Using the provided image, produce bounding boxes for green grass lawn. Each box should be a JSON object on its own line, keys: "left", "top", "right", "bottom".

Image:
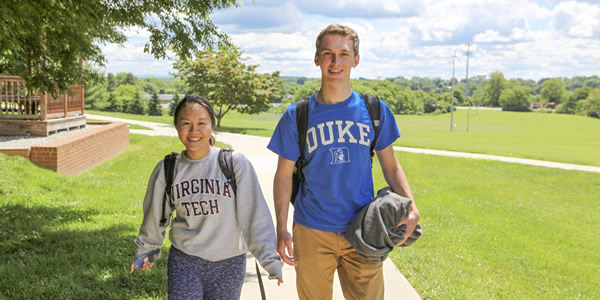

{"left": 380, "top": 153, "right": 600, "bottom": 299}
{"left": 87, "top": 109, "right": 600, "bottom": 166}
{"left": 395, "top": 110, "right": 600, "bottom": 167}
{"left": 1, "top": 134, "right": 598, "bottom": 299}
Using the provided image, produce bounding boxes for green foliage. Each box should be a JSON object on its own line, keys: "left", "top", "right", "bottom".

{"left": 105, "top": 93, "right": 122, "bottom": 112}
{"left": 84, "top": 73, "right": 110, "bottom": 110}
{"left": 499, "top": 85, "right": 533, "bottom": 112}
{"left": 584, "top": 76, "right": 600, "bottom": 89}
{"left": 127, "top": 94, "right": 146, "bottom": 115}
{"left": 116, "top": 73, "right": 137, "bottom": 86}
{"left": 288, "top": 79, "right": 321, "bottom": 103}
{"left": 113, "top": 84, "right": 139, "bottom": 113}
{"left": 540, "top": 78, "right": 567, "bottom": 104}
{"left": 483, "top": 71, "right": 507, "bottom": 107}
{"left": 147, "top": 93, "right": 163, "bottom": 116}
{"left": 169, "top": 92, "right": 180, "bottom": 116}
{"left": 581, "top": 89, "right": 600, "bottom": 118}
{"left": 174, "top": 46, "right": 281, "bottom": 127}
{"left": 106, "top": 73, "right": 117, "bottom": 92}
{"left": 0, "top": 0, "right": 240, "bottom": 95}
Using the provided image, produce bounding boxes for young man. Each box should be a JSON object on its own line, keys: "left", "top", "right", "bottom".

{"left": 268, "top": 24, "right": 420, "bottom": 300}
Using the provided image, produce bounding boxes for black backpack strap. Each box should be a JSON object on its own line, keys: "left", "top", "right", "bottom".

{"left": 291, "top": 97, "right": 309, "bottom": 205}
{"left": 218, "top": 148, "right": 237, "bottom": 194}
{"left": 361, "top": 94, "right": 381, "bottom": 163}
{"left": 160, "top": 152, "right": 178, "bottom": 227}
{"left": 296, "top": 97, "right": 309, "bottom": 171}
{"left": 219, "top": 148, "right": 266, "bottom": 299}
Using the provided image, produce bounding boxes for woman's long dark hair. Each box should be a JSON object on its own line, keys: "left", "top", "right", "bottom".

{"left": 173, "top": 95, "right": 216, "bottom": 146}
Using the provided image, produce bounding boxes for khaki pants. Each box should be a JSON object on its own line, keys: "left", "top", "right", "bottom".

{"left": 293, "top": 222, "right": 384, "bottom": 300}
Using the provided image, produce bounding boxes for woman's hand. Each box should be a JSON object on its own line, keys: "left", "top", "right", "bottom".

{"left": 130, "top": 260, "right": 154, "bottom": 273}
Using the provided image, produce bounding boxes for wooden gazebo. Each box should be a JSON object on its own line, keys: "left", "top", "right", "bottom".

{"left": 0, "top": 76, "right": 86, "bottom": 136}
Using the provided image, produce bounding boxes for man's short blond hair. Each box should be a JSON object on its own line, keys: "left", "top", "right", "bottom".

{"left": 315, "top": 24, "right": 360, "bottom": 57}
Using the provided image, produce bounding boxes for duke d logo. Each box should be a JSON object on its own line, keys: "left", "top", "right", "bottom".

{"left": 330, "top": 147, "right": 350, "bottom": 165}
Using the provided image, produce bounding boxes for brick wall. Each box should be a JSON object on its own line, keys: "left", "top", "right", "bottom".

{"left": 0, "top": 149, "right": 30, "bottom": 159}
{"left": 30, "top": 122, "right": 129, "bottom": 176}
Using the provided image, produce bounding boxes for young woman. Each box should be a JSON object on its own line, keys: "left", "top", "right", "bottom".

{"left": 130, "top": 95, "right": 282, "bottom": 299}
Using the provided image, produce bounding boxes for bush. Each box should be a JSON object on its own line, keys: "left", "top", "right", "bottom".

{"left": 500, "top": 86, "right": 532, "bottom": 112}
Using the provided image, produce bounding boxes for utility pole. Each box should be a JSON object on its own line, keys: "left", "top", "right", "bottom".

{"left": 465, "top": 43, "right": 471, "bottom": 132}
{"left": 450, "top": 49, "right": 458, "bottom": 132}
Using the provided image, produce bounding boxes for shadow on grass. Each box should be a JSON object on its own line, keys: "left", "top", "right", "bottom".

{"left": 0, "top": 204, "right": 168, "bottom": 299}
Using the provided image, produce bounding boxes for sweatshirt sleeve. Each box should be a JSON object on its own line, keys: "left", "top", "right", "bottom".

{"left": 233, "top": 152, "right": 283, "bottom": 278}
{"left": 133, "top": 160, "right": 171, "bottom": 258}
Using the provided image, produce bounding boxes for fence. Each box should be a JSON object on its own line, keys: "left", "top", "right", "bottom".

{"left": 0, "top": 76, "right": 84, "bottom": 120}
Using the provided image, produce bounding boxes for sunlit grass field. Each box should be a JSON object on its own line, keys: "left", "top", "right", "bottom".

{"left": 88, "top": 109, "right": 600, "bottom": 166}
{"left": 395, "top": 109, "right": 600, "bottom": 167}
{"left": 12, "top": 109, "right": 592, "bottom": 298}
{"left": 1, "top": 134, "right": 598, "bottom": 299}
{"left": 378, "top": 153, "right": 600, "bottom": 299}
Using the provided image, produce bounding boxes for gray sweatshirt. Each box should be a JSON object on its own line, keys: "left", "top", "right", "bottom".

{"left": 134, "top": 147, "right": 282, "bottom": 278}
{"left": 344, "top": 187, "right": 423, "bottom": 263}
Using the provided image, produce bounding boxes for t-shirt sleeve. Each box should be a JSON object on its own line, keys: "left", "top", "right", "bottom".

{"left": 374, "top": 99, "right": 401, "bottom": 151}
{"left": 267, "top": 105, "right": 301, "bottom": 162}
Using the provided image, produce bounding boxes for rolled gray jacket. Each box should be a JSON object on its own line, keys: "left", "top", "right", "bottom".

{"left": 344, "top": 187, "right": 423, "bottom": 263}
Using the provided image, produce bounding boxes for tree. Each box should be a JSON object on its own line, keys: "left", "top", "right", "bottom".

{"left": 84, "top": 82, "right": 109, "bottom": 110}
{"left": 116, "top": 73, "right": 137, "bottom": 86}
{"left": 169, "top": 92, "right": 180, "bottom": 116}
{"left": 106, "top": 73, "right": 117, "bottom": 92}
{"left": 113, "top": 84, "right": 140, "bottom": 113}
{"left": 540, "top": 78, "right": 567, "bottom": 104}
{"left": 499, "top": 86, "right": 532, "bottom": 112}
{"left": 584, "top": 77, "right": 600, "bottom": 89}
{"left": 483, "top": 71, "right": 507, "bottom": 107}
{"left": 105, "top": 93, "right": 122, "bottom": 112}
{"left": 557, "top": 86, "right": 590, "bottom": 114}
{"left": 127, "top": 92, "right": 146, "bottom": 115}
{"left": 582, "top": 89, "right": 600, "bottom": 118}
{"left": 147, "top": 92, "right": 163, "bottom": 116}
{"left": 174, "top": 46, "right": 281, "bottom": 127}
{"left": 1, "top": 0, "right": 239, "bottom": 95}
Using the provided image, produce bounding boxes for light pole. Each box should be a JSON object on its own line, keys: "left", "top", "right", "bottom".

{"left": 450, "top": 49, "right": 458, "bottom": 132}
{"left": 465, "top": 43, "right": 471, "bottom": 132}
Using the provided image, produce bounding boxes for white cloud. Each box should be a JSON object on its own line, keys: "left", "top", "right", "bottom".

{"left": 474, "top": 30, "right": 512, "bottom": 43}
{"left": 295, "top": 0, "right": 426, "bottom": 18}
{"left": 98, "top": 0, "right": 600, "bottom": 81}
{"left": 551, "top": 1, "right": 600, "bottom": 38}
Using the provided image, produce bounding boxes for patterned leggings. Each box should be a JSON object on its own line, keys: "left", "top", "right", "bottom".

{"left": 167, "top": 246, "right": 246, "bottom": 300}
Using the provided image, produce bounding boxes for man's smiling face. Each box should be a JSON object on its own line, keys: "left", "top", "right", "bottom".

{"left": 314, "top": 34, "right": 360, "bottom": 84}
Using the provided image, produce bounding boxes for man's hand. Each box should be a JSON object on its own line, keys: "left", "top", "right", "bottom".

{"left": 396, "top": 210, "right": 420, "bottom": 246}
{"left": 277, "top": 231, "right": 297, "bottom": 266}
{"left": 269, "top": 276, "right": 284, "bottom": 286}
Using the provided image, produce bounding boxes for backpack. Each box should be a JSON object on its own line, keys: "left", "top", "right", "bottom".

{"left": 291, "top": 94, "right": 381, "bottom": 205}
{"left": 159, "top": 148, "right": 267, "bottom": 299}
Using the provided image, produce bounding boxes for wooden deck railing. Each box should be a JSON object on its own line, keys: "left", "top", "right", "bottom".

{"left": 0, "top": 76, "right": 84, "bottom": 121}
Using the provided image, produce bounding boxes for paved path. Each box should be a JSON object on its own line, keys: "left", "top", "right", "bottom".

{"left": 87, "top": 113, "right": 599, "bottom": 300}
{"left": 88, "top": 114, "right": 422, "bottom": 299}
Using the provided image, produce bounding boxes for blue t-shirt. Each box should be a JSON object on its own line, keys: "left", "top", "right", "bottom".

{"left": 267, "top": 91, "right": 401, "bottom": 232}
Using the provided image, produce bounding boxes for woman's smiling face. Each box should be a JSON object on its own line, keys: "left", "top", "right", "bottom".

{"left": 176, "top": 103, "right": 214, "bottom": 160}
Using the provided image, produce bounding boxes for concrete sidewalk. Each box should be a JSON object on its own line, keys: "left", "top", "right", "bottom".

{"left": 87, "top": 114, "right": 422, "bottom": 299}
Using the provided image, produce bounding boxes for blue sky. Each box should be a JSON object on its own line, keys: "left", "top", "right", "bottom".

{"left": 100, "top": 0, "right": 600, "bottom": 81}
